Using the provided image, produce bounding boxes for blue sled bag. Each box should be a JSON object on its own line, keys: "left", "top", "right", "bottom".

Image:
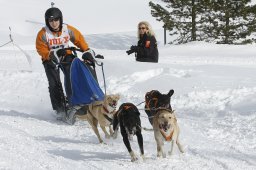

{"left": 70, "top": 58, "right": 104, "bottom": 106}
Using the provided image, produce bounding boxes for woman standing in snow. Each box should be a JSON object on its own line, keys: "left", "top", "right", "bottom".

{"left": 36, "top": 7, "right": 92, "bottom": 123}
{"left": 127, "top": 21, "right": 158, "bottom": 63}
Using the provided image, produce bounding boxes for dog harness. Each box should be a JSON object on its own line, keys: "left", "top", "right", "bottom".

{"left": 123, "top": 105, "right": 132, "bottom": 110}
{"left": 102, "top": 105, "right": 114, "bottom": 124}
{"left": 88, "top": 104, "right": 114, "bottom": 124}
{"left": 160, "top": 129, "right": 174, "bottom": 141}
{"left": 103, "top": 105, "right": 110, "bottom": 114}
{"left": 145, "top": 98, "right": 158, "bottom": 109}
{"left": 145, "top": 90, "right": 160, "bottom": 111}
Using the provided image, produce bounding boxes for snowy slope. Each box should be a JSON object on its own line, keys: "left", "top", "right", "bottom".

{"left": 0, "top": 0, "right": 256, "bottom": 170}
{"left": 0, "top": 41, "right": 256, "bottom": 170}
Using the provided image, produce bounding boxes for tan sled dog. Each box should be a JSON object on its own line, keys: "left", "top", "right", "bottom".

{"left": 153, "top": 109, "right": 184, "bottom": 157}
{"left": 77, "top": 94, "right": 120, "bottom": 143}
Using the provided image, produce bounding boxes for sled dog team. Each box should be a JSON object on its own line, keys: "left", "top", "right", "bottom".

{"left": 35, "top": 6, "right": 183, "bottom": 162}
{"left": 76, "top": 90, "right": 184, "bottom": 162}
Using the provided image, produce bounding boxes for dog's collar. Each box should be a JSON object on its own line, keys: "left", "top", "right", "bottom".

{"left": 103, "top": 106, "right": 110, "bottom": 114}
{"left": 103, "top": 114, "right": 113, "bottom": 124}
{"left": 160, "top": 129, "right": 174, "bottom": 141}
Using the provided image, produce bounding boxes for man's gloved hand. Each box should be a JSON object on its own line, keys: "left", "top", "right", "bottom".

{"left": 56, "top": 48, "right": 66, "bottom": 57}
{"left": 82, "top": 51, "right": 95, "bottom": 67}
{"left": 48, "top": 52, "right": 60, "bottom": 69}
{"left": 49, "top": 52, "right": 59, "bottom": 63}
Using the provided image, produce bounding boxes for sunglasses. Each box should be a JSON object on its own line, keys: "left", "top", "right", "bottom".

{"left": 139, "top": 27, "right": 146, "bottom": 30}
{"left": 48, "top": 18, "right": 60, "bottom": 22}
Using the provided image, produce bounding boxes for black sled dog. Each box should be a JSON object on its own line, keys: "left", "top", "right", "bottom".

{"left": 145, "top": 89, "right": 174, "bottom": 125}
{"left": 113, "top": 103, "right": 144, "bottom": 162}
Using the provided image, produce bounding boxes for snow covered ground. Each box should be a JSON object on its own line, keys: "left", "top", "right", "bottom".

{"left": 0, "top": 0, "right": 256, "bottom": 169}
{"left": 0, "top": 40, "right": 255, "bottom": 170}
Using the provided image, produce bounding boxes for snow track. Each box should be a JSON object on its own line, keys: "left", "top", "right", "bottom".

{"left": 0, "top": 40, "right": 256, "bottom": 170}
{"left": 0, "top": 0, "right": 256, "bottom": 168}
{"left": 0, "top": 32, "right": 256, "bottom": 170}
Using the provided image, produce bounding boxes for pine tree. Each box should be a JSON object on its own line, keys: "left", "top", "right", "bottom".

{"left": 209, "top": 0, "right": 256, "bottom": 44}
{"left": 149, "top": 0, "right": 211, "bottom": 44}
{"left": 149, "top": 0, "right": 256, "bottom": 44}
{"left": 246, "top": 3, "right": 256, "bottom": 43}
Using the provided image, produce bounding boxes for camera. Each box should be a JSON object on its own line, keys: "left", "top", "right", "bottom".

{"left": 126, "top": 49, "right": 135, "bottom": 55}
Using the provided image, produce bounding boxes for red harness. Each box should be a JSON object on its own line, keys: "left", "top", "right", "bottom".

{"left": 160, "top": 129, "right": 174, "bottom": 141}
{"left": 123, "top": 105, "right": 132, "bottom": 110}
{"left": 145, "top": 90, "right": 159, "bottom": 111}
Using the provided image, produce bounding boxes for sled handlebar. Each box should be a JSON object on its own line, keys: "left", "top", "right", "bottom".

{"left": 63, "top": 47, "right": 104, "bottom": 59}
{"left": 64, "top": 47, "right": 83, "bottom": 53}
{"left": 62, "top": 47, "right": 104, "bottom": 67}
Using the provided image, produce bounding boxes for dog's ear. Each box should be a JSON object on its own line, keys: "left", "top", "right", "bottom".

{"left": 168, "top": 89, "right": 174, "bottom": 97}
{"left": 171, "top": 110, "right": 177, "bottom": 123}
{"left": 115, "top": 94, "right": 121, "bottom": 100}
{"left": 105, "top": 95, "right": 110, "bottom": 100}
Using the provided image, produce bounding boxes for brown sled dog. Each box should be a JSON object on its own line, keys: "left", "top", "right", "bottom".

{"left": 153, "top": 109, "right": 184, "bottom": 158}
{"left": 77, "top": 94, "right": 120, "bottom": 143}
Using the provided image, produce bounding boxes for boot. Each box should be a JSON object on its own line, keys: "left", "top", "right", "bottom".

{"left": 56, "top": 111, "right": 64, "bottom": 120}
{"left": 55, "top": 108, "right": 66, "bottom": 121}
{"left": 66, "top": 106, "right": 81, "bottom": 125}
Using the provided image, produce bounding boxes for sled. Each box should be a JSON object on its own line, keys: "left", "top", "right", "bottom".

{"left": 58, "top": 47, "right": 105, "bottom": 117}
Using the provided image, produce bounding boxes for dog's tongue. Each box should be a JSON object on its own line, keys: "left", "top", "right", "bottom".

{"left": 111, "top": 102, "right": 117, "bottom": 108}
{"left": 159, "top": 125, "right": 166, "bottom": 132}
{"left": 160, "top": 124, "right": 168, "bottom": 132}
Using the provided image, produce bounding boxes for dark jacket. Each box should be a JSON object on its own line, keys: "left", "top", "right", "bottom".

{"left": 136, "top": 33, "right": 158, "bottom": 63}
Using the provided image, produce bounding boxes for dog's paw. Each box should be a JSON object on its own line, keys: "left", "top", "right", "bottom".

{"left": 110, "top": 131, "right": 114, "bottom": 137}
{"left": 179, "top": 146, "right": 185, "bottom": 153}
{"left": 112, "top": 131, "right": 118, "bottom": 139}
{"left": 141, "top": 154, "right": 146, "bottom": 161}
{"left": 168, "top": 151, "right": 173, "bottom": 156}
{"left": 105, "top": 134, "right": 111, "bottom": 139}
{"left": 99, "top": 140, "right": 107, "bottom": 145}
{"left": 131, "top": 156, "right": 138, "bottom": 162}
{"left": 130, "top": 151, "right": 138, "bottom": 162}
{"left": 157, "top": 152, "right": 166, "bottom": 158}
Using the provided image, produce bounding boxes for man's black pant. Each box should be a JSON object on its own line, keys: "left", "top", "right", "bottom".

{"left": 43, "top": 55, "right": 74, "bottom": 113}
